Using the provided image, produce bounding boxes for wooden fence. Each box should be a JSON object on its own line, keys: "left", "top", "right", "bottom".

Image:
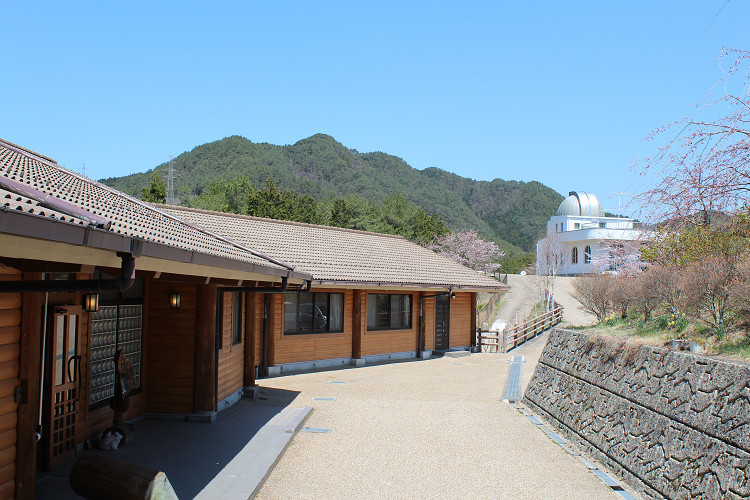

{"left": 476, "top": 303, "right": 563, "bottom": 353}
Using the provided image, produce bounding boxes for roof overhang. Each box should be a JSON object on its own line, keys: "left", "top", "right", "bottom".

{"left": 0, "top": 207, "right": 311, "bottom": 284}
{"left": 310, "top": 280, "right": 508, "bottom": 293}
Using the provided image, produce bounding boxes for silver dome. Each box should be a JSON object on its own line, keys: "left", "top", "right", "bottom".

{"left": 556, "top": 191, "right": 605, "bottom": 217}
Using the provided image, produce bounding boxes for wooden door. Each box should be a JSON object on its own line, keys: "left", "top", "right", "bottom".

{"left": 435, "top": 295, "right": 450, "bottom": 350}
{"left": 43, "top": 306, "right": 84, "bottom": 470}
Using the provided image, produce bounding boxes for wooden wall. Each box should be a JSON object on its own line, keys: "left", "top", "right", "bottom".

{"left": 362, "top": 291, "right": 418, "bottom": 356}
{"left": 422, "top": 294, "right": 436, "bottom": 351}
{"left": 144, "top": 281, "right": 196, "bottom": 414}
{"left": 449, "top": 292, "right": 472, "bottom": 347}
{"left": 271, "top": 290, "right": 353, "bottom": 365}
{"left": 0, "top": 266, "right": 20, "bottom": 499}
{"left": 217, "top": 292, "right": 244, "bottom": 402}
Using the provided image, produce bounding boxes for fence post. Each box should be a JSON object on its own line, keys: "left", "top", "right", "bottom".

{"left": 501, "top": 327, "right": 507, "bottom": 353}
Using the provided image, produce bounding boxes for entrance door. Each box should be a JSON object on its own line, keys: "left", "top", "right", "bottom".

{"left": 435, "top": 295, "right": 450, "bottom": 350}
{"left": 43, "top": 306, "right": 84, "bottom": 470}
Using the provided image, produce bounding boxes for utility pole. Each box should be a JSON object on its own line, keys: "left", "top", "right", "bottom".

{"left": 166, "top": 156, "right": 175, "bottom": 205}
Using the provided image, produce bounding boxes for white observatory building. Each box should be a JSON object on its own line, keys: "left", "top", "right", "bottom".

{"left": 536, "top": 191, "right": 646, "bottom": 276}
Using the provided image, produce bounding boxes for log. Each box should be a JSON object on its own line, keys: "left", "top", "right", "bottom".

{"left": 69, "top": 455, "right": 178, "bottom": 500}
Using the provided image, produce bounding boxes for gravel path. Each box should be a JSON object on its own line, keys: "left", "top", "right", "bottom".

{"left": 255, "top": 341, "right": 618, "bottom": 499}
{"left": 493, "top": 274, "right": 597, "bottom": 329}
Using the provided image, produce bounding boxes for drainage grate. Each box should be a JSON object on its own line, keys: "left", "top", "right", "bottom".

{"left": 313, "top": 397, "right": 337, "bottom": 401}
{"left": 501, "top": 356, "right": 525, "bottom": 402}
{"left": 302, "top": 427, "right": 332, "bottom": 433}
{"left": 517, "top": 405, "right": 637, "bottom": 500}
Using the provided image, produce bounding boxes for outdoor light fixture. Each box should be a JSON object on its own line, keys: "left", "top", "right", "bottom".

{"left": 170, "top": 292, "right": 181, "bottom": 309}
{"left": 83, "top": 293, "right": 99, "bottom": 312}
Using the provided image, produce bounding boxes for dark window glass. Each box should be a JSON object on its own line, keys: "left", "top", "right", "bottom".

{"left": 584, "top": 245, "right": 592, "bottom": 264}
{"left": 284, "top": 292, "right": 344, "bottom": 335}
{"left": 367, "top": 294, "right": 412, "bottom": 330}
{"left": 572, "top": 247, "right": 578, "bottom": 264}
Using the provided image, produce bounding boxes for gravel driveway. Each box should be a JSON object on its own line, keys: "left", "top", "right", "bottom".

{"left": 255, "top": 339, "right": 618, "bottom": 499}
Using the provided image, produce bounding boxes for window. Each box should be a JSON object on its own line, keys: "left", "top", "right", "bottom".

{"left": 571, "top": 247, "right": 578, "bottom": 264}
{"left": 574, "top": 222, "right": 580, "bottom": 229}
{"left": 232, "top": 292, "right": 243, "bottom": 345}
{"left": 584, "top": 245, "right": 592, "bottom": 264}
{"left": 599, "top": 222, "right": 606, "bottom": 228}
{"left": 89, "top": 304, "right": 143, "bottom": 408}
{"left": 367, "top": 294, "right": 412, "bottom": 330}
{"left": 284, "top": 292, "right": 344, "bottom": 334}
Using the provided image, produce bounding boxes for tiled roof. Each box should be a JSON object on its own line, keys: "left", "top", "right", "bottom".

{"left": 162, "top": 206, "right": 507, "bottom": 290}
{"left": 0, "top": 139, "right": 295, "bottom": 274}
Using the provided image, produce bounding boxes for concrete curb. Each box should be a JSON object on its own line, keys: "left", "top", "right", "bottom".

{"left": 194, "top": 406, "right": 313, "bottom": 500}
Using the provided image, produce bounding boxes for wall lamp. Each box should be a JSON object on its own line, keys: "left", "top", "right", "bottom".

{"left": 83, "top": 293, "right": 99, "bottom": 312}
{"left": 170, "top": 292, "right": 181, "bottom": 309}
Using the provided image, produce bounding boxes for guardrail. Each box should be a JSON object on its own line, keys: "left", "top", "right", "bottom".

{"left": 476, "top": 303, "right": 563, "bottom": 353}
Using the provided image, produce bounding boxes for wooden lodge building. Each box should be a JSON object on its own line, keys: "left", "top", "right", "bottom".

{"left": 0, "top": 138, "right": 506, "bottom": 498}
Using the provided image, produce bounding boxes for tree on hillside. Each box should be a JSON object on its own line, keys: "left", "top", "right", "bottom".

{"left": 429, "top": 229, "right": 503, "bottom": 273}
{"left": 141, "top": 172, "right": 166, "bottom": 203}
{"left": 246, "top": 179, "right": 321, "bottom": 224}
{"left": 633, "top": 48, "right": 750, "bottom": 225}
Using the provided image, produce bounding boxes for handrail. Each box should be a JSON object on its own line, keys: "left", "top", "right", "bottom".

{"left": 476, "top": 303, "right": 563, "bottom": 353}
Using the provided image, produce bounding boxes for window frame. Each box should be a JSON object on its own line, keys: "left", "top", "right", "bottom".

{"left": 366, "top": 293, "right": 413, "bottom": 331}
{"left": 584, "top": 245, "right": 592, "bottom": 264}
{"left": 284, "top": 292, "right": 345, "bottom": 335}
{"left": 571, "top": 247, "right": 579, "bottom": 264}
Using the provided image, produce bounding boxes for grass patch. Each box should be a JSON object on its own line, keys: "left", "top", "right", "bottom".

{"left": 576, "top": 309, "right": 750, "bottom": 361}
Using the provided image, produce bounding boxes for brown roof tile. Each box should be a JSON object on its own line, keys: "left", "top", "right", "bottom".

{"left": 0, "top": 139, "right": 300, "bottom": 276}
{"left": 162, "top": 206, "right": 507, "bottom": 291}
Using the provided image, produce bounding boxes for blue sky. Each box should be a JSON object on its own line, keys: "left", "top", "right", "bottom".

{"left": 3, "top": 1, "right": 749, "bottom": 216}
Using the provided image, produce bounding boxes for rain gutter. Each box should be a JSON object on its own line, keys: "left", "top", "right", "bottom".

{"left": 0, "top": 207, "right": 311, "bottom": 282}
{"left": 0, "top": 253, "right": 135, "bottom": 293}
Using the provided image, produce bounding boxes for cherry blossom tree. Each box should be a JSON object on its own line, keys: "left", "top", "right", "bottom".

{"left": 535, "top": 232, "right": 566, "bottom": 312}
{"left": 428, "top": 229, "right": 503, "bottom": 273}
{"left": 633, "top": 48, "right": 750, "bottom": 225}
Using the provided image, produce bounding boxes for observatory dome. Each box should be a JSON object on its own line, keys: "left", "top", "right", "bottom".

{"left": 556, "top": 191, "right": 605, "bottom": 217}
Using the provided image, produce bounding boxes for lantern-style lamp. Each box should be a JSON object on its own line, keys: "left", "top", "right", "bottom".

{"left": 170, "top": 292, "right": 181, "bottom": 309}
{"left": 83, "top": 293, "right": 99, "bottom": 312}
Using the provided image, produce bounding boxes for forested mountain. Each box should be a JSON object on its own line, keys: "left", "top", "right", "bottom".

{"left": 101, "top": 134, "right": 563, "bottom": 253}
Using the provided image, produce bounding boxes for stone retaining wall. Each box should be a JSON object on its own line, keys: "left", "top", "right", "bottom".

{"left": 523, "top": 328, "right": 750, "bottom": 499}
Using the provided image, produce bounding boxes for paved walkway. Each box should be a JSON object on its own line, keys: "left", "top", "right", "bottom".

{"left": 256, "top": 333, "right": 620, "bottom": 499}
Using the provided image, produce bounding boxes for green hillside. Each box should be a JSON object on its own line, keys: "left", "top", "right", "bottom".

{"left": 100, "top": 134, "right": 563, "bottom": 253}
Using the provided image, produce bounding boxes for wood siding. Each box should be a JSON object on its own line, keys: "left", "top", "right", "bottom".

{"left": 362, "top": 291, "right": 418, "bottom": 356}
{"left": 144, "top": 281, "right": 196, "bottom": 414}
{"left": 217, "top": 292, "right": 244, "bottom": 402}
{"left": 449, "top": 292, "right": 472, "bottom": 347}
{"left": 0, "top": 266, "right": 20, "bottom": 499}
{"left": 272, "top": 290, "right": 353, "bottom": 364}
{"left": 422, "top": 294, "right": 436, "bottom": 351}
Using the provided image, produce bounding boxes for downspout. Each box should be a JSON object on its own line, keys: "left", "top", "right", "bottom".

{"left": 36, "top": 286, "right": 48, "bottom": 442}
{"left": 0, "top": 252, "right": 136, "bottom": 293}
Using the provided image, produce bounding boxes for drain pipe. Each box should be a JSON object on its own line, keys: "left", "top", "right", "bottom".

{"left": 0, "top": 253, "right": 136, "bottom": 293}
{"left": 36, "top": 286, "right": 49, "bottom": 443}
